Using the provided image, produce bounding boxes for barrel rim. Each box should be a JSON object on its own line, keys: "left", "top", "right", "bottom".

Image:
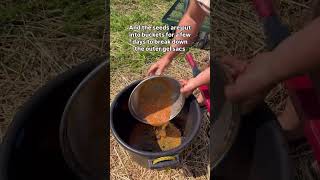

{"left": 110, "top": 80, "right": 202, "bottom": 157}
{"left": 60, "top": 59, "right": 107, "bottom": 179}
{"left": 0, "top": 58, "right": 104, "bottom": 179}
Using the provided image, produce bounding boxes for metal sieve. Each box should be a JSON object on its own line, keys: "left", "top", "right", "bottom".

{"left": 128, "top": 76, "right": 185, "bottom": 126}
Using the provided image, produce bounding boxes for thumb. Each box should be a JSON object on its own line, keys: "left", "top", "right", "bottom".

{"left": 156, "top": 65, "right": 166, "bottom": 75}
{"left": 179, "top": 79, "right": 188, "bottom": 86}
{"left": 180, "top": 82, "right": 195, "bottom": 94}
{"left": 180, "top": 86, "right": 191, "bottom": 93}
{"left": 179, "top": 80, "right": 192, "bottom": 97}
{"left": 180, "top": 87, "right": 193, "bottom": 97}
{"left": 224, "top": 84, "right": 246, "bottom": 103}
{"left": 147, "top": 64, "right": 157, "bottom": 76}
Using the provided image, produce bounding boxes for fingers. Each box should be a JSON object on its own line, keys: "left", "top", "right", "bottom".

{"left": 180, "top": 85, "right": 193, "bottom": 94}
{"left": 224, "top": 76, "right": 272, "bottom": 103}
{"left": 224, "top": 84, "right": 246, "bottom": 102}
{"left": 147, "top": 64, "right": 158, "bottom": 76}
{"left": 147, "top": 58, "right": 170, "bottom": 76}
{"left": 220, "top": 56, "right": 251, "bottom": 102}
{"left": 221, "top": 64, "right": 236, "bottom": 83}
{"left": 221, "top": 56, "right": 247, "bottom": 75}
{"left": 180, "top": 79, "right": 196, "bottom": 94}
{"left": 179, "top": 79, "right": 188, "bottom": 86}
{"left": 179, "top": 79, "right": 194, "bottom": 97}
{"left": 221, "top": 56, "right": 245, "bottom": 68}
{"left": 155, "top": 65, "right": 165, "bottom": 76}
{"left": 147, "top": 64, "right": 165, "bottom": 76}
{"left": 224, "top": 74, "right": 254, "bottom": 102}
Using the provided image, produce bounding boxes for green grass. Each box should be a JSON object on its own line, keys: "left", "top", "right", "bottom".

{"left": 111, "top": 0, "right": 174, "bottom": 72}
{"left": 110, "top": 0, "right": 206, "bottom": 72}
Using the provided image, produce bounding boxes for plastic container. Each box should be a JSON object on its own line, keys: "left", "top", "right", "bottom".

{"left": 110, "top": 80, "right": 201, "bottom": 169}
{"left": 60, "top": 60, "right": 107, "bottom": 180}
{"left": 0, "top": 59, "right": 104, "bottom": 180}
{"left": 211, "top": 103, "right": 293, "bottom": 180}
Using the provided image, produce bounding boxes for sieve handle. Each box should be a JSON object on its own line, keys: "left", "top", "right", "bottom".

{"left": 148, "top": 155, "right": 180, "bottom": 169}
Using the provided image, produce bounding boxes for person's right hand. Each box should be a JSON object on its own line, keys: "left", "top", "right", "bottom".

{"left": 147, "top": 56, "right": 172, "bottom": 76}
{"left": 221, "top": 54, "right": 278, "bottom": 113}
{"left": 222, "top": 53, "right": 278, "bottom": 103}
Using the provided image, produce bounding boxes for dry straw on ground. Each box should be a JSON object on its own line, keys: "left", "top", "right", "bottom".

{"left": 110, "top": 56, "right": 210, "bottom": 180}
{"left": 0, "top": 17, "right": 104, "bottom": 140}
{"left": 0, "top": 0, "right": 318, "bottom": 179}
{"left": 110, "top": 0, "right": 316, "bottom": 179}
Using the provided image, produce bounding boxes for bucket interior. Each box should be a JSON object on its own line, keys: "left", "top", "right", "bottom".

{"left": 112, "top": 81, "right": 200, "bottom": 153}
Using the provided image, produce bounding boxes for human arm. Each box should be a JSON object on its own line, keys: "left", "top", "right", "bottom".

{"left": 225, "top": 17, "right": 320, "bottom": 102}
{"left": 271, "top": 17, "right": 320, "bottom": 80}
{"left": 147, "top": 0, "right": 207, "bottom": 75}
{"left": 180, "top": 67, "right": 210, "bottom": 96}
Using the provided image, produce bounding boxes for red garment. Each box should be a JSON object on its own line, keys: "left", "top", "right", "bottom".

{"left": 252, "top": 0, "right": 320, "bottom": 165}
{"left": 285, "top": 76, "right": 320, "bottom": 165}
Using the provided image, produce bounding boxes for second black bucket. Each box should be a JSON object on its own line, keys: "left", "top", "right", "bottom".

{"left": 211, "top": 103, "right": 293, "bottom": 180}
{"left": 60, "top": 60, "right": 107, "bottom": 180}
{"left": 0, "top": 59, "right": 103, "bottom": 180}
{"left": 110, "top": 80, "right": 202, "bottom": 169}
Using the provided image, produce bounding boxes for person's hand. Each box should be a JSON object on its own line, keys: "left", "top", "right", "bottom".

{"left": 221, "top": 53, "right": 278, "bottom": 113}
{"left": 147, "top": 56, "right": 172, "bottom": 76}
{"left": 179, "top": 79, "right": 197, "bottom": 97}
{"left": 180, "top": 78, "right": 206, "bottom": 106}
{"left": 180, "top": 67, "right": 210, "bottom": 95}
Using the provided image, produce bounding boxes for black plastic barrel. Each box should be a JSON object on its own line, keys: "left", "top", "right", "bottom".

{"left": 60, "top": 60, "right": 107, "bottom": 180}
{"left": 211, "top": 103, "right": 293, "bottom": 180}
{"left": 0, "top": 59, "right": 104, "bottom": 180}
{"left": 110, "top": 80, "right": 201, "bottom": 169}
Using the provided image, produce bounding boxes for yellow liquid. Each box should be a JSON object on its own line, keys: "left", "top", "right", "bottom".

{"left": 155, "top": 123, "right": 181, "bottom": 151}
